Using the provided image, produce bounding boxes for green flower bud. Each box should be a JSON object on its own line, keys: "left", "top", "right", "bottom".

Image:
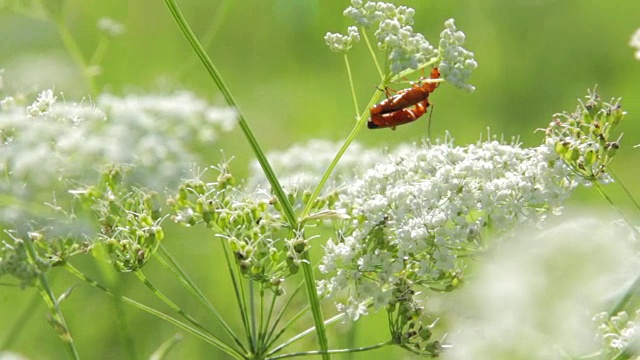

{"left": 606, "top": 142, "right": 619, "bottom": 158}
{"left": 583, "top": 149, "right": 597, "bottom": 166}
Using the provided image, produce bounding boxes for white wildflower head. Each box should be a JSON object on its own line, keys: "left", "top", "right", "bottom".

{"left": 26, "top": 89, "right": 57, "bottom": 116}
{"left": 325, "top": 26, "right": 360, "bottom": 53}
{"left": 445, "top": 216, "right": 639, "bottom": 359}
{"left": 630, "top": 28, "right": 640, "bottom": 60}
{"left": 248, "top": 140, "right": 382, "bottom": 192}
{"left": 331, "top": 1, "right": 438, "bottom": 75}
{"left": 320, "top": 135, "right": 579, "bottom": 323}
{"left": 0, "top": 86, "right": 237, "bottom": 224}
{"left": 97, "top": 17, "right": 125, "bottom": 37}
{"left": 438, "top": 19, "right": 477, "bottom": 92}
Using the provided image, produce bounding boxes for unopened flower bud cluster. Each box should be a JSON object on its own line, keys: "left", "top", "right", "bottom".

{"left": 71, "top": 166, "right": 165, "bottom": 272}
{"left": 544, "top": 88, "right": 625, "bottom": 182}
{"left": 0, "top": 230, "right": 90, "bottom": 288}
{"left": 169, "top": 166, "right": 302, "bottom": 294}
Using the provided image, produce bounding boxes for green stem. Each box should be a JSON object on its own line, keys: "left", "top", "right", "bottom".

{"left": 221, "top": 239, "right": 254, "bottom": 350}
{"left": 361, "top": 27, "right": 384, "bottom": 80}
{"left": 594, "top": 182, "right": 639, "bottom": 235}
{"left": 267, "top": 313, "right": 344, "bottom": 357}
{"left": 610, "top": 274, "right": 640, "bottom": 316}
{"left": 22, "top": 238, "right": 80, "bottom": 359}
{"left": 64, "top": 264, "right": 245, "bottom": 360}
{"left": 1, "top": 288, "right": 40, "bottom": 348}
{"left": 343, "top": 54, "right": 360, "bottom": 118}
{"left": 299, "top": 253, "right": 329, "bottom": 360}
{"left": 267, "top": 340, "right": 393, "bottom": 360}
{"left": 156, "top": 246, "right": 246, "bottom": 352}
{"left": 53, "top": 19, "right": 96, "bottom": 95}
{"left": 263, "top": 282, "right": 306, "bottom": 350}
{"left": 162, "top": 0, "right": 297, "bottom": 228}
{"left": 608, "top": 167, "right": 640, "bottom": 213}
{"left": 301, "top": 87, "right": 384, "bottom": 219}
{"left": 133, "top": 270, "right": 216, "bottom": 343}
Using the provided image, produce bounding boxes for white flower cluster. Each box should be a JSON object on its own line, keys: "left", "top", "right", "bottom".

{"left": 97, "top": 17, "right": 125, "bottom": 38}
{"left": 0, "top": 87, "right": 237, "bottom": 222}
{"left": 438, "top": 19, "right": 477, "bottom": 93}
{"left": 325, "top": 26, "right": 360, "bottom": 53}
{"left": 332, "top": 1, "right": 438, "bottom": 74}
{"left": 247, "top": 139, "right": 382, "bottom": 194}
{"left": 630, "top": 28, "right": 640, "bottom": 60}
{"left": 317, "top": 136, "right": 577, "bottom": 320}
{"left": 594, "top": 310, "right": 640, "bottom": 356}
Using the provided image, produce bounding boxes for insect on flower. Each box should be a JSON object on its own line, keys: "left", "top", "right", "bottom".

{"left": 368, "top": 67, "right": 440, "bottom": 130}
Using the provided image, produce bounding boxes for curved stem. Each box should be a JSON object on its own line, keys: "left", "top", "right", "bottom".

{"left": 300, "top": 84, "right": 384, "bottom": 219}
{"left": 300, "top": 252, "right": 329, "bottom": 360}
{"left": 343, "top": 54, "right": 360, "bottom": 118}
{"left": 267, "top": 340, "right": 393, "bottom": 360}
{"left": 53, "top": 19, "right": 96, "bottom": 94}
{"left": 64, "top": 263, "right": 245, "bottom": 359}
{"left": 361, "top": 27, "right": 384, "bottom": 80}
{"left": 608, "top": 167, "right": 640, "bottom": 213}
{"left": 156, "top": 245, "right": 246, "bottom": 353}
{"left": 162, "top": 0, "right": 297, "bottom": 228}
{"left": 22, "top": 238, "right": 79, "bottom": 359}
{"left": 594, "top": 182, "right": 639, "bottom": 236}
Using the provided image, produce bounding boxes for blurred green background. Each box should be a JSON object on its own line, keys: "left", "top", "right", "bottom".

{"left": 2, "top": 0, "right": 640, "bottom": 359}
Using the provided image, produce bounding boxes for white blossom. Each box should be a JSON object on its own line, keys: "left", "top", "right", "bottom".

{"left": 319, "top": 135, "right": 578, "bottom": 319}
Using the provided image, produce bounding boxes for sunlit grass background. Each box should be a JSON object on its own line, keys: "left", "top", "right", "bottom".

{"left": 2, "top": 0, "right": 640, "bottom": 358}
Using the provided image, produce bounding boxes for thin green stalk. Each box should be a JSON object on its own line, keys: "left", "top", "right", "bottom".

{"left": 343, "top": 54, "right": 360, "bottom": 118}
{"left": 267, "top": 313, "right": 344, "bottom": 357}
{"left": 594, "top": 182, "right": 639, "bottom": 235}
{"left": 263, "top": 282, "right": 306, "bottom": 350}
{"left": 608, "top": 167, "right": 640, "bottom": 213}
{"left": 156, "top": 246, "right": 246, "bottom": 352}
{"left": 299, "top": 253, "right": 329, "bottom": 360}
{"left": 176, "top": 0, "right": 233, "bottom": 80}
{"left": 133, "top": 271, "right": 219, "bottom": 346}
{"left": 221, "top": 239, "right": 254, "bottom": 350}
{"left": 250, "top": 280, "right": 258, "bottom": 352}
{"left": 361, "top": 27, "right": 384, "bottom": 80}
{"left": 267, "top": 340, "right": 393, "bottom": 360}
{"left": 162, "top": 0, "right": 297, "bottom": 228}
{"left": 53, "top": 20, "right": 96, "bottom": 94}
{"left": 610, "top": 273, "right": 640, "bottom": 316}
{"left": 260, "top": 290, "right": 278, "bottom": 349}
{"left": 1, "top": 287, "right": 40, "bottom": 348}
{"left": 301, "top": 88, "right": 384, "bottom": 219}
{"left": 21, "top": 238, "right": 79, "bottom": 360}
{"left": 64, "top": 264, "right": 244, "bottom": 360}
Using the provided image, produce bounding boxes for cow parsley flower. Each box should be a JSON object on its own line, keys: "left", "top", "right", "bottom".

{"left": 331, "top": 1, "right": 438, "bottom": 74}
{"left": 328, "top": 1, "right": 476, "bottom": 92}
{"left": 247, "top": 140, "right": 382, "bottom": 193}
{"left": 1, "top": 88, "right": 237, "bottom": 197}
{"left": 438, "top": 19, "right": 477, "bottom": 92}
{"left": 318, "top": 135, "right": 578, "bottom": 323}
{"left": 325, "top": 26, "right": 360, "bottom": 53}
